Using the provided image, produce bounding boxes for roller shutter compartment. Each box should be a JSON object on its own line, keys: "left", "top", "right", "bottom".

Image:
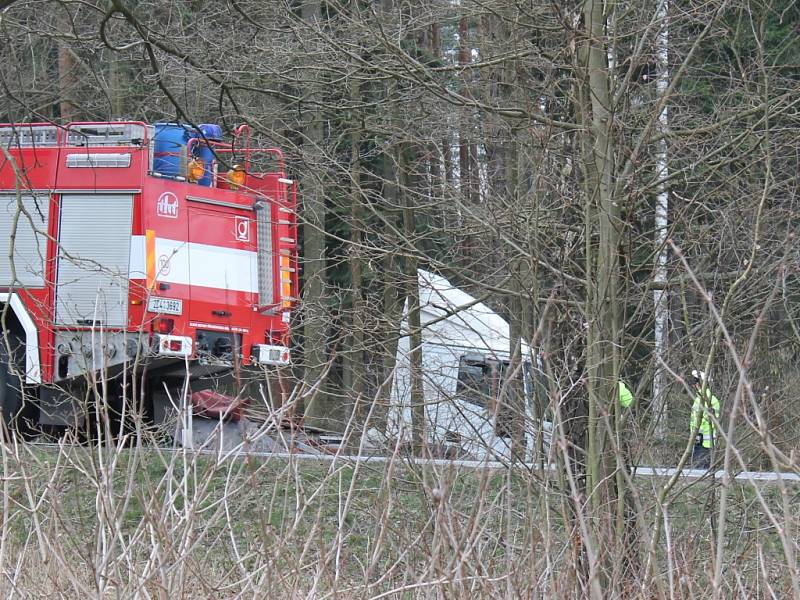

{"left": 55, "top": 194, "right": 133, "bottom": 327}
{"left": 0, "top": 193, "right": 50, "bottom": 287}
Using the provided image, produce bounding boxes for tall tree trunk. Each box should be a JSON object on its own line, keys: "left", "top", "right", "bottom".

{"left": 577, "top": 0, "right": 623, "bottom": 595}
{"left": 400, "top": 145, "right": 424, "bottom": 456}
{"left": 377, "top": 153, "right": 403, "bottom": 425}
{"left": 346, "top": 93, "right": 366, "bottom": 433}
{"left": 469, "top": 141, "right": 480, "bottom": 204}
{"left": 492, "top": 8, "right": 528, "bottom": 459}
{"left": 653, "top": 0, "right": 670, "bottom": 436}
{"left": 57, "top": 8, "right": 75, "bottom": 121}
{"left": 458, "top": 16, "right": 472, "bottom": 205}
{"left": 109, "top": 58, "right": 124, "bottom": 118}
{"left": 373, "top": 0, "right": 404, "bottom": 436}
{"left": 301, "top": 0, "right": 330, "bottom": 429}
{"left": 507, "top": 269, "right": 527, "bottom": 460}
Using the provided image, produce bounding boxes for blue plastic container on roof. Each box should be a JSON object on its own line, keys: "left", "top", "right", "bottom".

{"left": 153, "top": 123, "right": 197, "bottom": 178}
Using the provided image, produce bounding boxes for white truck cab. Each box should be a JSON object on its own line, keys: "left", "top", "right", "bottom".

{"left": 387, "top": 270, "right": 551, "bottom": 461}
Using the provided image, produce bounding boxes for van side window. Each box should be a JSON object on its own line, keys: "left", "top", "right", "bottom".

{"left": 456, "top": 356, "right": 492, "bottom": 407}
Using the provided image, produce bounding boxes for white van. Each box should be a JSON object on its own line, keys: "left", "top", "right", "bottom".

{"left": 386, "top": 270, "right": 551, "bottom": 461}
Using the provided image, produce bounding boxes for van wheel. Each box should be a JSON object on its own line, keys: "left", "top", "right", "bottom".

{"left": 0, "top": 337, "right": 37, "bottom": 439}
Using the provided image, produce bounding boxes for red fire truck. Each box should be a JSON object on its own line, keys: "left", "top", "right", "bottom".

{"left": 0, "top": 121, "right": 297, "bottom": 434}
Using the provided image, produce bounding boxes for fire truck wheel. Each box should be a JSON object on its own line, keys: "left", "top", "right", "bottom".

{"left": 0, "top": 338, "right": 24, "bottom": 439}
{"left": 0, "top": 333, "right": 38, "bottom": 439}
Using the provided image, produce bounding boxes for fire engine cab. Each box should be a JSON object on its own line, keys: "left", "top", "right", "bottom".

{"left": 0, "top": 121, "right": 297, "bottom": 433}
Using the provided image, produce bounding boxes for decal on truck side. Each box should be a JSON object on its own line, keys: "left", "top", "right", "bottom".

{"left": 190, "top": 321, "right": 250, "bottom": 334}
{"left": 157, "top": 254, "right": 172, "bottom": 276}
{"left": 235, "top": 216, "right": 250, "bottom": 242}
{"left": 156, "top": 191, "right": 179, "bottom": 218}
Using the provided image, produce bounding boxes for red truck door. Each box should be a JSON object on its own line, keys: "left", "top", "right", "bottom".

{"left": 186, "top": 202, "right": 257, "bottom": 337}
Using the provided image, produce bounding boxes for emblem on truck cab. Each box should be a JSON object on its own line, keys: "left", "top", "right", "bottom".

{"left": 156, "top": 192, "right": 179, "bottom": 218}
{"left": 235, "top": 216, "right": 250, "bottom": 242}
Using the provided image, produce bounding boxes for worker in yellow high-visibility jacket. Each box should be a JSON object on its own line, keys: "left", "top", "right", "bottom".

{"left": 690, "top": 369, "right": 720, "bottom": 469}
{"left": 619, "top": 380, "right": 634, "bottom": 409}
{"left": 617, "top": 380, "right": 635, "bottom": 468}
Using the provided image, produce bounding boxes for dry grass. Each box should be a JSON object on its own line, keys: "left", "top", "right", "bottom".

{"left": 0, "top": 428, "right": 797, "bottom": 599}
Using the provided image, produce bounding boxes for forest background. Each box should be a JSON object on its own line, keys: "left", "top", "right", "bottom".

{"left": 0, "top": 0, "right": 799, "bottom": 597}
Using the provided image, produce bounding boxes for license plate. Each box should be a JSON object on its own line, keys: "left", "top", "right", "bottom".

{"left": 147, "top": 297, "right": 183, "bottom": 315}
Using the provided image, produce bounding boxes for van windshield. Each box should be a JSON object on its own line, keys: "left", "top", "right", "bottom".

{"left": 455, "top": 355, "right": 532, "bottom": 408}
{"left": 455, "top": 359, "right": 492, "bottom": 406}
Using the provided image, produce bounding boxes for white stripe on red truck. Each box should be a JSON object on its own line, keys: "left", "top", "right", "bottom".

{"left": 129, "top": 235, "right": 258, "bottom": 293}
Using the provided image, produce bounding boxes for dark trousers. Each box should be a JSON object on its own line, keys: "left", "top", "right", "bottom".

{"left": 691, "top": 444, "right": 711, "bottom": 469}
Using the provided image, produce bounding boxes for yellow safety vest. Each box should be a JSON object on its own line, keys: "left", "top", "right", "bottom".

{"left": 619, "top": 381, "right": 634, "bottom": 408}
{"left": 691, "top": 388, "right": 720, "bottom": 448}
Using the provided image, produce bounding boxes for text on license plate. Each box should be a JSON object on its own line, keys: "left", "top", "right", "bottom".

{"left": 147, "top": 297, "right": 183, "bottom": 315}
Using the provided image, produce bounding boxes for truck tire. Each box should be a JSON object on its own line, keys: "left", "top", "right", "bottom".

{"left": 0, "top": 339, "right": 23, "bottom": 438}
{"left": 0, "top": 337, "right": 36, "bottom": 439}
